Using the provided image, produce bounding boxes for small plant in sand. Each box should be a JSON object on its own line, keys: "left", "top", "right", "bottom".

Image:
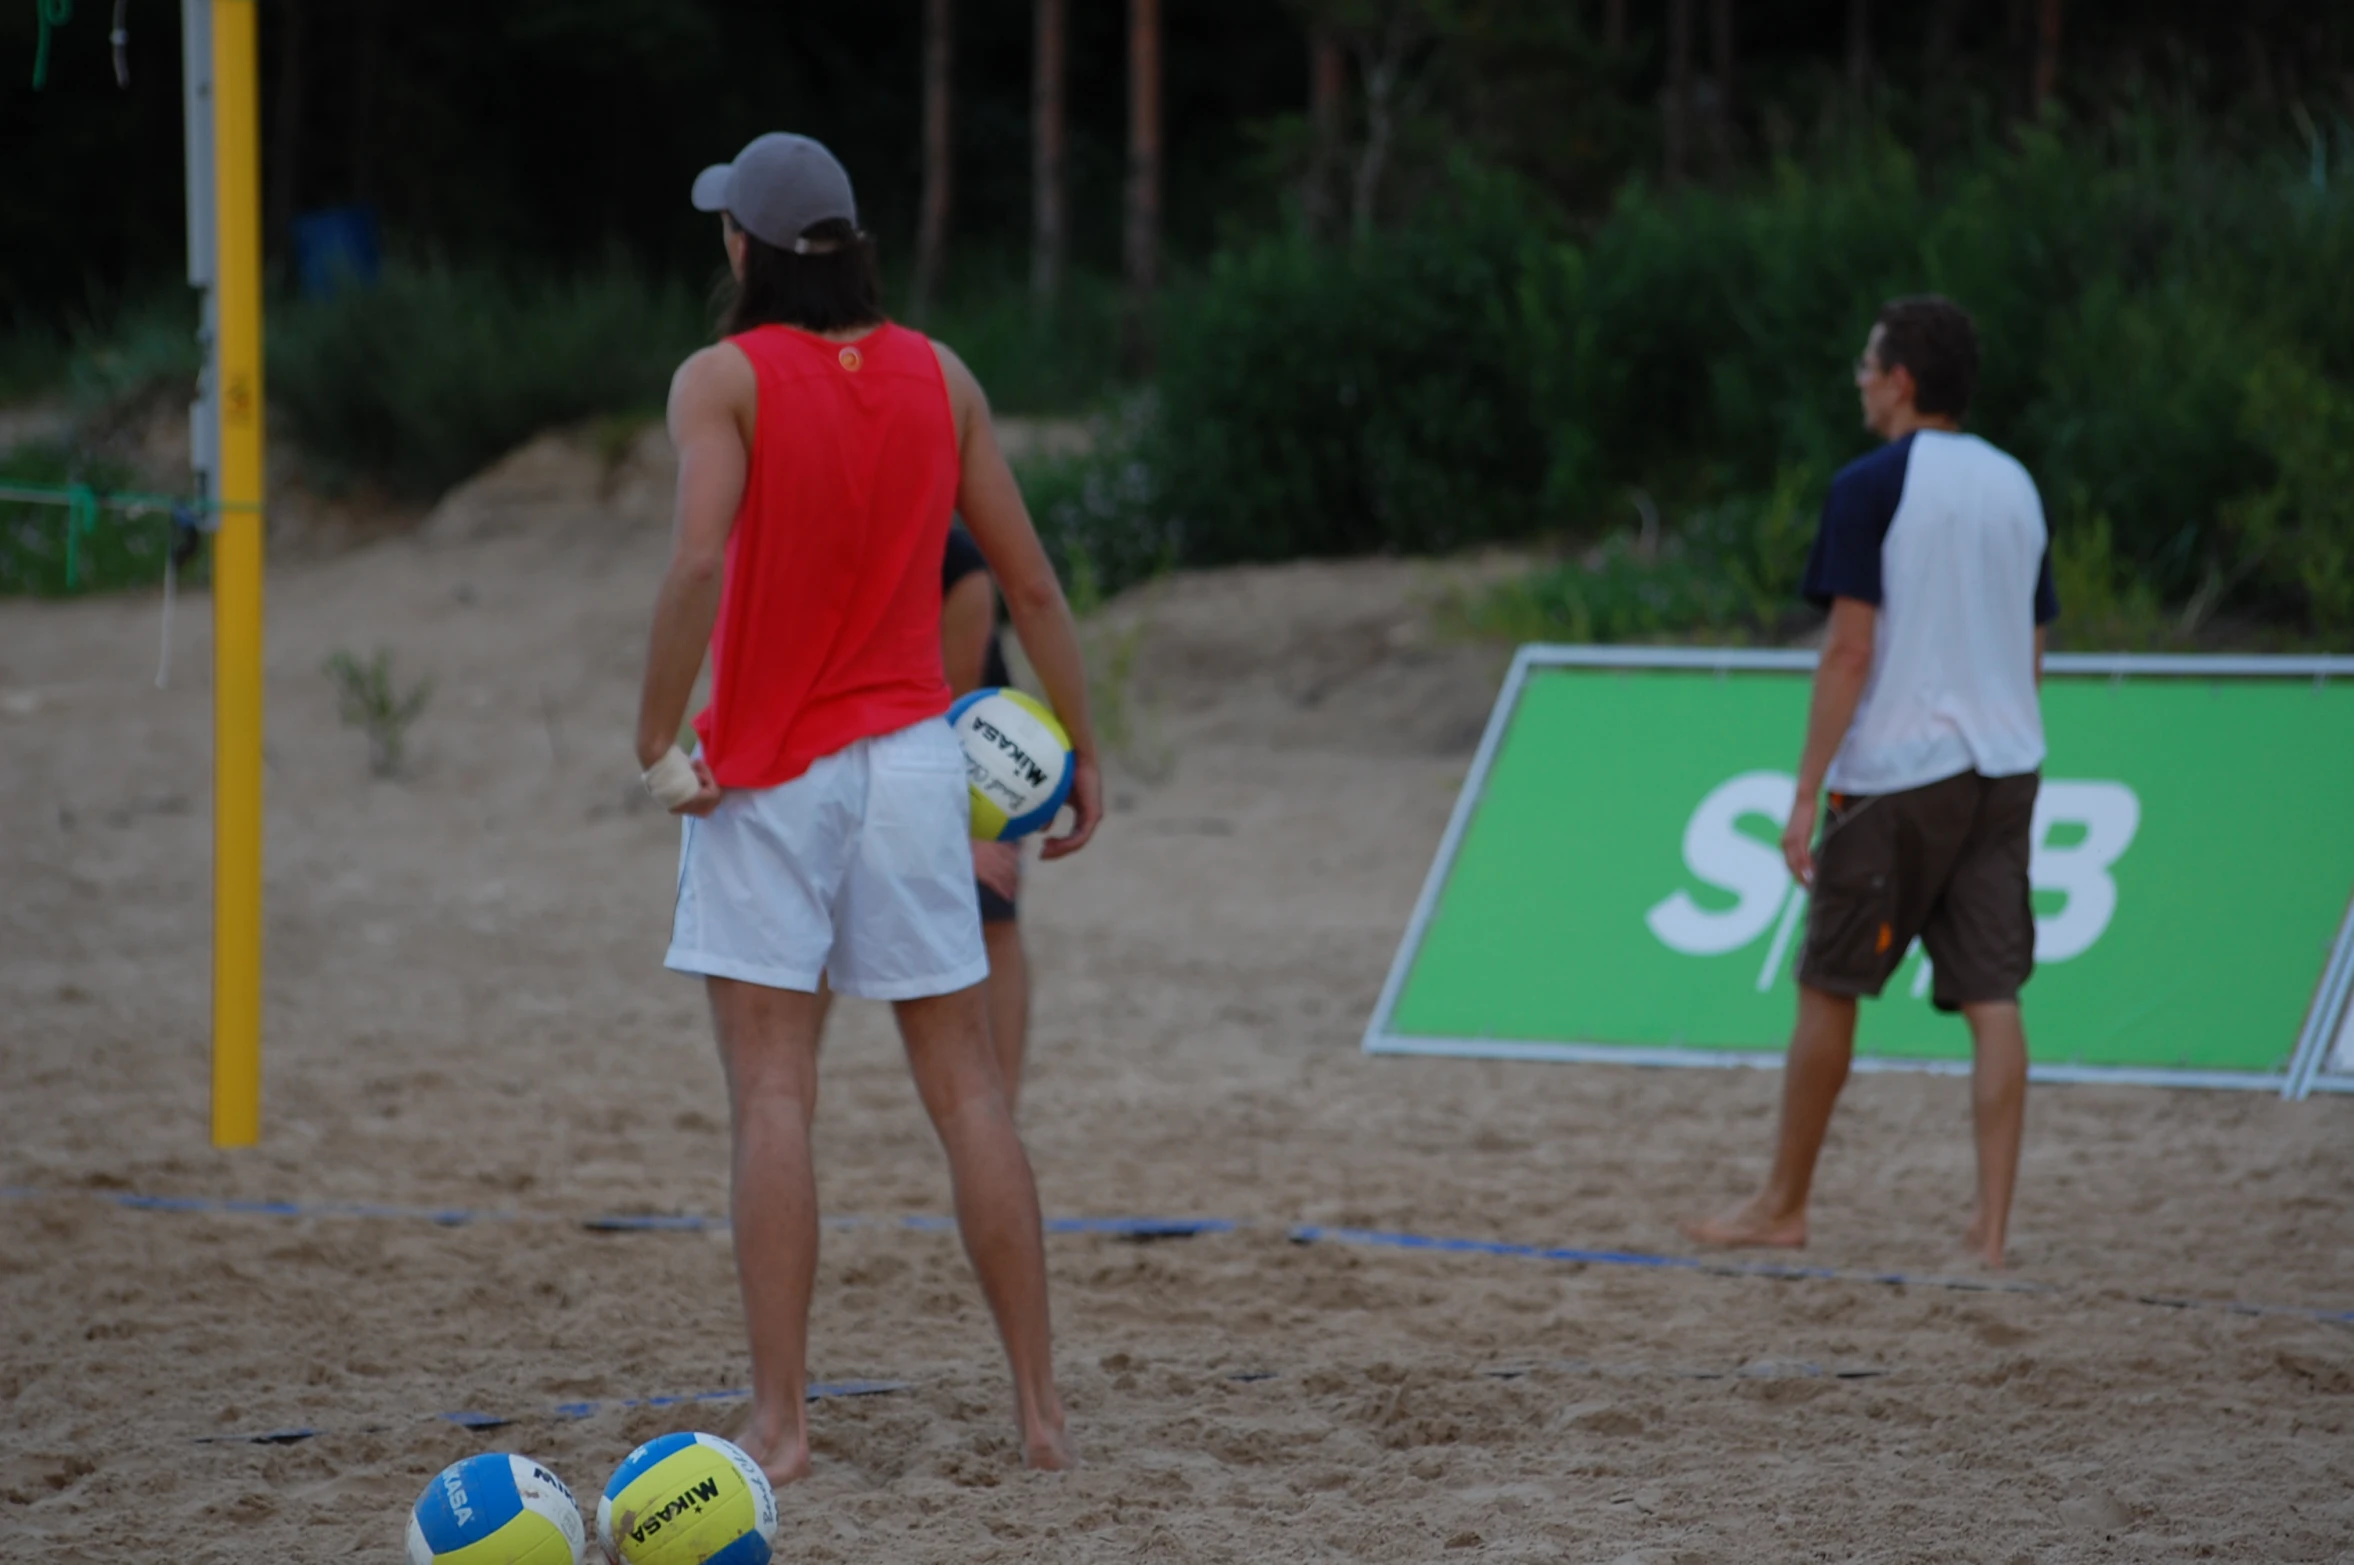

{"left": 1083, "top": 619, "right": 1174, "bottom": 783}
{"left": 323, "top": 647, "right": 434, "bottom": 777}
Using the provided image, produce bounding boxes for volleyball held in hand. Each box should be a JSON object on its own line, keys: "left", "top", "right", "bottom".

{"left": 596, "top": 1432, "right": 778, "bottom": 1565}
{"left": 948, "top": 687, "right": 1075, "bottom": 841}
{"left": 406, "top": 1452, "right": 586, "bottom": 1565}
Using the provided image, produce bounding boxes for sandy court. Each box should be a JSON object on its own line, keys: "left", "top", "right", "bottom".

{"left": 4, "top": 440, "right": 2353, "bottom": 1562}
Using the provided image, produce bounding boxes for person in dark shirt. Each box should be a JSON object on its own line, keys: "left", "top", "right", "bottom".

{"left": 811, "top": 527, "right": 1040, "bottom": 1111}
{"left": 940, "top": 525, "right": 1034, "bottom": 1111}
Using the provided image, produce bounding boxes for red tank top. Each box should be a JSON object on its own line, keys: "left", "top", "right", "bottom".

{"left": 692, "top": 321, "right": 960, "bottom": 788}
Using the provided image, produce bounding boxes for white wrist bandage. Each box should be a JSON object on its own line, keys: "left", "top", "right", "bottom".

{"left": 642, "top": 746, "right": 703, "bottom": 809}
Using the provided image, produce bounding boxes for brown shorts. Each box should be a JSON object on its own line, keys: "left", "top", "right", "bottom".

{"left": 1797, "top": 770, "right": 2038, "bottom": 1012}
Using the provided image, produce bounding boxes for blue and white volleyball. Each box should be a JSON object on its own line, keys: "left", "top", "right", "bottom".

{"left": 406, "top": 1452, "right": 585, "bottom": 1565}
{"left": 596, "top": 1432, "right": 778, "bottom": 1565}
{"left": 948, "top": 686, "right": 1074, "bottom": 841}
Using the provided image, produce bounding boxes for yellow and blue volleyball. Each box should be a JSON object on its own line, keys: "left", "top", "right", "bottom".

{"left": 948, "top": 686, "right": 1074, "bottom": 841}
{"left": 405, "top": 1452, "right": 585, "bottom": 1565}
{"left": 595, "top": 1432, "right": 777, "bottom": 1565}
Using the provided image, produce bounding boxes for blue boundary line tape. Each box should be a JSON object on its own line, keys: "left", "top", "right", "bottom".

{"left": 576, "top": 1213, "right": 1235, "bottom": 1238}
{"left": 547, "top": 1380, "right": 907, "bottom": 1421}
{"left": 2135, "top": 1293, "right": 2354, "bottom": 1327}
{"left": 196, "top": 1359, "right": 1917, "bottom": 1447}
{"left": 193, "top": 1380, "right": 908, "bottom": 1446}
{"left": 3, "top": 1185, "right": 505, "bottom": 1226}
{"left": 6, "top": 1186, "right": 1236, "bottom": 1240}
{"left": 1047, "top": 1215, "right": 1236, "bottom": 1239}
{"left": 15, "top": 1185, "right": 2346, "bottom": 1328}
{"left": 1286, "top": 1224, "right": 2053, "bottom": 1298}
{"left": 581, "top": 1212, "right": 723, "bottom": 1232}
{"left": 116, "top": 1193, "right": 494, "bottom": 1226}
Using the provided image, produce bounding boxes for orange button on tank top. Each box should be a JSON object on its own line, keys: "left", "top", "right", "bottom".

{"left": 692, "top": 321, "right": 961, "bottom": 789}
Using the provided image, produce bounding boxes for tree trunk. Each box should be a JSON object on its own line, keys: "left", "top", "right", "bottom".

{"left": 1709, "top": 0, "right": 1735, "bottom": 179}
{"left": 348, "top": 0, "right": 381, "bottom": 204}
{"left": 1663, "top": 0, "right": 1692, "bottom": 185}
{"left": 1304, "top": 24, "right": 1347, "bottom": 240}
{"left": 1123, "top": 0, "right": 1162, "bottom": 368}
{"left": 913, "top": 0, "right": 954, "bottom": 324}
{"left": 1347, "top": 9, "right": 1425, "bottom": 240}
{"left": 1604, "top": 0, "right": 1626, "bottom": 52}
{"left": 2005, "top": 0, "right": 2030, "bottom": 119}
{"left": 2032, "top": 0, "right": 2062, "bottom": 115}
{"left": 1845, "top": 0, "right": 1870, "bottom": 101}
{"left": 266, "top": 0, "right": 305, "bottom": 259}
{"left": 1923, "top": 0, "right": 1967, "bottom": 153}
{"left": 1926, "top": 0, "right": 1966, "bottom": 69}
{"left": 1030, "top": 0, "right": 1066, "bottom": 313}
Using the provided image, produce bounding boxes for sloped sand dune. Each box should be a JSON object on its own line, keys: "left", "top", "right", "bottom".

{"left": 3, "top": 432, "right": 2350, "bottom": 1562}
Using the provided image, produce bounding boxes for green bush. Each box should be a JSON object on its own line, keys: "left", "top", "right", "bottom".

{"left": 1012, "top": 392, "right": 1176, "bottom": 610}
{"left": 63, "top": 293, "right": 206, "bottom": 417}
{"left": 0, "top": 328, "right": 67, "bottom": 405}
{"left": 2227, "top": 349, "right": 2354, "bottom": 637}
{"left": 1126, "top": 124, "right": 2354, "bottom": 644}
{"left": 262, "top": 254, "right": 1129, "bottom": 500}
{"left": 12, "top": 120, "right": 2347, "bottom": 646}
{"left": 269, "top": 258, "right": 703, "bottom": 498}
{"left": 916, "top": 260, "right": 1126, "bottom": 416}
{"left": 1458, "top": 470, "right": 1817, "bottom": 645}
{"left": 0, "top": 290, "right": 202, "bottom": 413}
{"left": 1153, "top": 169, "right": 1554, "bottom": 562}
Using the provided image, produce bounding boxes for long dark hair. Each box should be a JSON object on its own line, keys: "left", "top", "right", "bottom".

{"left": 717, "top": 217, "right": 885, "bottom": 337}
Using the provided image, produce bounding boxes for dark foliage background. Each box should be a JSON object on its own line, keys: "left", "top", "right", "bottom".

{"left": 4, "top": 2, "right": 2352, "bottom": 640}
{"left": 6, "top": 2, "right": 2346, "bottom": 322}
{"left": 0, "top": 0, "right": 1301, "bottom": 323}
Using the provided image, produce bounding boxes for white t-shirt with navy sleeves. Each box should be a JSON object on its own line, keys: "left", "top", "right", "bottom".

{"left": 1800, "top": 429, "right": 2059, "bottom": 796}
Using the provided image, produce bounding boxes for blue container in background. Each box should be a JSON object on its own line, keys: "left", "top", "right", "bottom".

{"left": 292, "top": 205, "right": 381, "bottom": 298}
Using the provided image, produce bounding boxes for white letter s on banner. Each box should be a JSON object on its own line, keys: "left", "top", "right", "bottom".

{"left": 1646, "top": 771, "right": 1797, "bottom": 956}
{"left": 2031, "top": 780, "right": 2140, "bottom": 962}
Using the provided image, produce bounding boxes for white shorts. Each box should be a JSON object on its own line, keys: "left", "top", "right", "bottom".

{"left": 664, "top": 720, "right": 987, "bottom": 1000}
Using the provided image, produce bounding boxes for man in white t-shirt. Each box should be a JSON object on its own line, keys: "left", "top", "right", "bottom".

{"left": 1686, "top": 296, "right": 2058, "bottom": 1269}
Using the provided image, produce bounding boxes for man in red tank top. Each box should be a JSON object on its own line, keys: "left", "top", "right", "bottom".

{"left": 631, "top": 133, "right": 1100, "bottom": 1482}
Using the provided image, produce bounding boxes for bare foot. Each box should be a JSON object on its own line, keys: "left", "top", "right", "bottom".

{"left": 737, "top": 1433, "right": 812, "bottom": 1489}
{"left": 1681, "top": 1196, "right": 1807, "bottom": 1251}
{"left": 1962, "top": 1214, "right": 2006, "bottom": 1271}
{"left": 1021, "top": 1421, "right": 1076, "bottom": 1472}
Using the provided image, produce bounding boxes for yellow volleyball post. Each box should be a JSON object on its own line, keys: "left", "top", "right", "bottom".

{"left": 209, "top": 0, "right": 266, "bottom": 1148}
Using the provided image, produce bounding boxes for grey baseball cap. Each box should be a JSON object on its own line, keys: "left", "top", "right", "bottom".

{"left": 690, "top": 133, "right": 859, "bottom": 251}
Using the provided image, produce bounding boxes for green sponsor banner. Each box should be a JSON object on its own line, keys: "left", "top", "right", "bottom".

{"left": 1374, "top": 652, "right": 2354, "bottom": 1083}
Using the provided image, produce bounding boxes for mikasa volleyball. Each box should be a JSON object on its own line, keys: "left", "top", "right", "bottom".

{"left": 597, "top": 1432, "right": 778, "bottom": 1565}
{"left": 407, "top": 1452, "right": 586, "bottom": 1565}
{"left": 949, "top": 686, "right": 1075, "bottom": 841}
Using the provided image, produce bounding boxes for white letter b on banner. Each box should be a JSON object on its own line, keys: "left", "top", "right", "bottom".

{"left": 1646, "top": 771, "right": 1797, "bottom": 956}
{"left": 2031, "top": 780, "right": 2140, "bottom": 962}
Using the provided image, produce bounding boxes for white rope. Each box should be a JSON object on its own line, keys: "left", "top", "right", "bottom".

{"left": 155, "top": 544, "right": 176, "bottom": 689}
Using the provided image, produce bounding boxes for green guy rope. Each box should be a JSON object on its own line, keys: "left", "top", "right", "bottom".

{"left": 0, "top": 479, "right": 256, "bottom": 515}
{"left": 0, "top": 478, "right": 251, "bottom": 595}
{"left": 62, "top": 479, "right": 96, "bottom": 589}
{"left": 32, "top": 0, "right": 74, "bottom": 90}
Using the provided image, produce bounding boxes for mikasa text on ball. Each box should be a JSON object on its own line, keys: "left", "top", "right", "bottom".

{"left": 597, "top": 1432, "right": 778, "bottom": 1565}
{"left": 406, "top": 1452, "right": 585, "bottom": 1565}
{"left": 948, "top": 686, "right": 1074, "bottom": 841}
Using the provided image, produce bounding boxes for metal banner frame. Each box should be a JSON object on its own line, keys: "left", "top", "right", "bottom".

{"left": 1362, "top": 646, "right": 2354, "bottom": 1097}
{"left": 2284, "top": 895, "right": 2354, "bottom": 1100}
